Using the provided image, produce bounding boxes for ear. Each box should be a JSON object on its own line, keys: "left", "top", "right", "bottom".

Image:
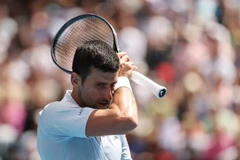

{"left": 71, "top": 72, "right": 81, "bottom": 87}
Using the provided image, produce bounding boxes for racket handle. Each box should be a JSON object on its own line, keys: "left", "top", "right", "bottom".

{"left": 131, "top": 71, "right": 167, "bottom": 98}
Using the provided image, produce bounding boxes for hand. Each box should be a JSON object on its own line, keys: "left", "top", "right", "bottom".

{"left": 117, "top": 52, "right": 137, "bottom": 78}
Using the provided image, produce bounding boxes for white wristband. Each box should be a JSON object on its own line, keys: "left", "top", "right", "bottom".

{"left": 114, "top": 77, "right": 132, "bottom": 91}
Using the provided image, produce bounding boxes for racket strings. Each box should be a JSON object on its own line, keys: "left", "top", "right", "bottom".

{"left": 54, "top": 17, "right": 114, "bottom": 71}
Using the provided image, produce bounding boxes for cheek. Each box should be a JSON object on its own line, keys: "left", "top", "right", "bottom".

{"left": 82, "top": 87, "right": 101, "bottom": 102}
{"left": 89, "top": 89, "right": 101, "bottom": 99}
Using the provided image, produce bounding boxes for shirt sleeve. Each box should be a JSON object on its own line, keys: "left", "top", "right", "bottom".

{"left": 39, "top": 101, "right": 95, "bottom": 139}
{"left": 120, "top": 135, "right": 133, "bottom": 160}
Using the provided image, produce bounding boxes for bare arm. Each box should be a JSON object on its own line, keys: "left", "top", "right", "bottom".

{"left": 86, "top": 53, "right": 138, "bottom": 136}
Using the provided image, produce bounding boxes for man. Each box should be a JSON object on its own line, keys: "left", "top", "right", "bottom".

{"left": 37, "top": 40, "right": 138, "bottom": 160}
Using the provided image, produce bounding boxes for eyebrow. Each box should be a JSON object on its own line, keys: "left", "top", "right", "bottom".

{"left": 95, "top": 80, "right": 117, "bottom": 85}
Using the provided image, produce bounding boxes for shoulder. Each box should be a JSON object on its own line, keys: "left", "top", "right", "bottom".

{"left": 43, "top": 101, "right": 79, "bottom": 112}
{"left": 38, "top": 101, "right": 79, "bottom": 121}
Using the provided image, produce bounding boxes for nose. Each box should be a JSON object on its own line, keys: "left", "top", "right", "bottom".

{"left": 102, "top": 87, "right": 113, "bottom": 100}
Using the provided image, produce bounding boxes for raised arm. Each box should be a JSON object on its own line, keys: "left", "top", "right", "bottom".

{"left": 86, "top": 53, "right": 138, "bottom": 136}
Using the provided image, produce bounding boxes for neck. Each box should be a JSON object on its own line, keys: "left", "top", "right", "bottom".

{"left": 71, "top": 89, "right": 82, "bottom": 107}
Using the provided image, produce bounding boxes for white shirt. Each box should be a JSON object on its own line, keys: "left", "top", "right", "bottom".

{"left": 37, "top": 90, "right": 132, "bottom": 160}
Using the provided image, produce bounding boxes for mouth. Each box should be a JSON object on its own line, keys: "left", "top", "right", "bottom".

{"left": 97, "top": 102, "right": 110, "bottom": 109}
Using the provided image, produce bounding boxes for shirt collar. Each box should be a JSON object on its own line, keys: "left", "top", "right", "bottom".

{"left": 61, "top": 90, "right": 78, "bottom": 105}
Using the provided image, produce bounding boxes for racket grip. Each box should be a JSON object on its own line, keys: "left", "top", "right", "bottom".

{"left": 130, "top": 71, "right": 167, "bottom": 98}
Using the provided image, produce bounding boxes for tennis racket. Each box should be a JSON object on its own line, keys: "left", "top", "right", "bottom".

{"left": 51, "top": 13, "right": 167, "bottom": 98}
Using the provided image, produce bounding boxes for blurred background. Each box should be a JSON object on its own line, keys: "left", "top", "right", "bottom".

{"left": 0, "top": 0, "right": 240, "bottom": 160}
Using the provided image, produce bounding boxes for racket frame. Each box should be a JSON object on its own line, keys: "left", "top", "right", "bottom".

{"left": 51, "top": 13, "right": 120, "bottom": 74}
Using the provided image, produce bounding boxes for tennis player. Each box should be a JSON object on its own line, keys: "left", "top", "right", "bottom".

{"left": 37, "top": 40, "right": 138, "bottom": 160}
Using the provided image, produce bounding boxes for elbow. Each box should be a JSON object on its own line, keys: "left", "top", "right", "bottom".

{"left": 111, "top": 105, "right": 138, "bottom": 134}
{"left": 119, "top": 116, "right": 138, "bottom": 133}
{"left": 128, "top": 117, "right": 138, "bottom": 130}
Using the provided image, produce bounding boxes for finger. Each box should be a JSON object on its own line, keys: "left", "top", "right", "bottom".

{"left": 120, "top": 54, "right": 130, "bottom": 63}
{"left": 133, "top": 66, "right": 138, "bottom": 71}
{"left": 117, "top": 52, "right": 127, "bottom": 58}
{"left": 124, "top": 62, "right": 138, "bottom": 70}
{"left": 129, "top": 62, "right": 138, "bottom": 71}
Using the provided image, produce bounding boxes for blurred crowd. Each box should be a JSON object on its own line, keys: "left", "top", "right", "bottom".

{"left": 0, "top": 0, "right": 240, "bottom": 160}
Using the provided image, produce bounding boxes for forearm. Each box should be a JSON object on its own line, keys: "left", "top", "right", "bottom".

{"left": 109, "top": 77, "right": 138, "bottom": 132}
{"left": 113, "top": 88, "right": 137, "bottom": 118}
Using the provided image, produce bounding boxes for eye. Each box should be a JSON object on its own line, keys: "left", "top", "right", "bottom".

{"left": 96, "top": 83, "right": 107, "bottom": 89}
{"left": 110, "top": 82, "right": 117, "bottom": 90}
{"left": 111, "top": 83, "right": 116, "bottom": 88}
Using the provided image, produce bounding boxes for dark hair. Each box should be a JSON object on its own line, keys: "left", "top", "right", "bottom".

{"left": 72, "top": 40, "right": 119, "bottom": 82}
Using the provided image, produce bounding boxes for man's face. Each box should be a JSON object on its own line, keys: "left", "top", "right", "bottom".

{"left": 77, "top": 67, "right": 118, "bottom": 109}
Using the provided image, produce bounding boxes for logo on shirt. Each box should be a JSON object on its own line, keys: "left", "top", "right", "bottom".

{"left": 78, "top": 108, "right": 83, "bottom": 115}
